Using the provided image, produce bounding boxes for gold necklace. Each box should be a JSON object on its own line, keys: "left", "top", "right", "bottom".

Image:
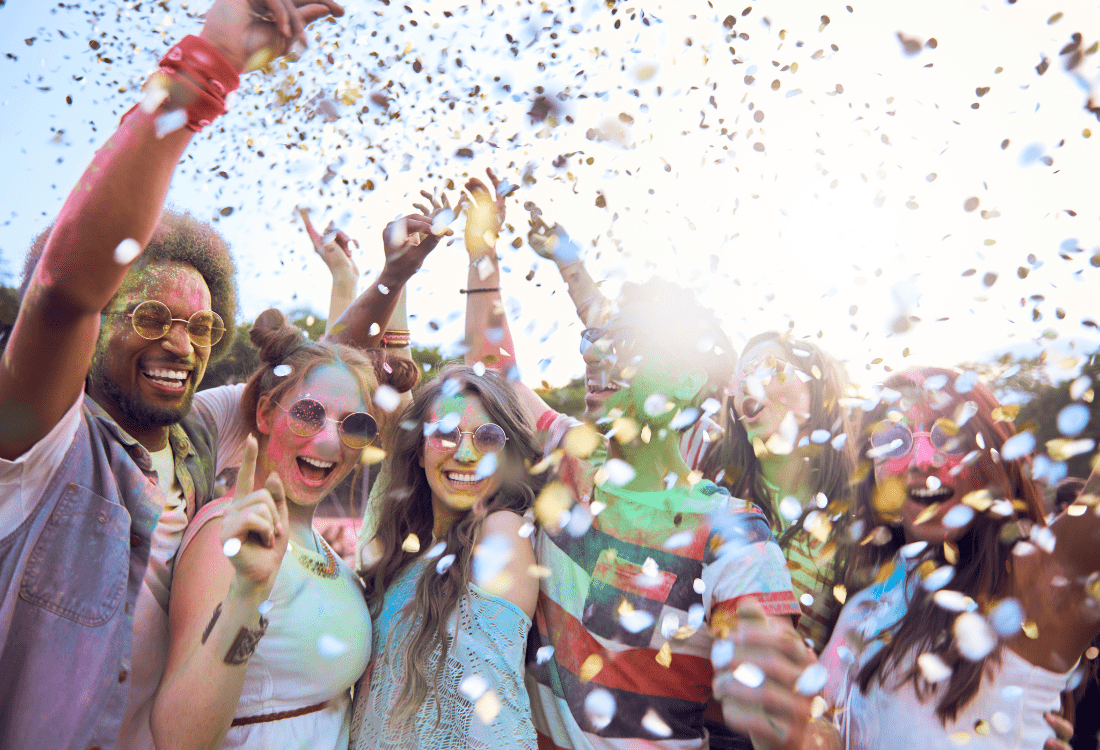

{"left": 289, "top": 533, "right": 338, "bottom": 579}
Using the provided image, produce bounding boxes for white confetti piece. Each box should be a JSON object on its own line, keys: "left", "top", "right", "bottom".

{"left": 641, "top": 709, "right": 672, "bottom": 738}
{"left": 779, "top": 496, "right": 803, "bottom": 521}
{"left": 953, "top": 612, "right": 997, "bottom": 660}
{"left": 113, "top": 238, "right": 142, "bottom": 265}
{"left": 988, "top": 598, "right": 1024, "bottom": 637}
{"left": 942, "top": 505, "right": 975, "bottom": 529}
{"left": 373, "top": 384, "right": 400, "bottom": 412}
{"left": 601, "top": 458, "right": 636, "bottom": 486}
{"left": 711, "top": 640, "right": 735, "bottom": 669}
{"left": 584, "top": 689, "right": 616, "bottom": 730}
{"left": 273, "top": 364, "right": 292, "bottom": 377}
{"left": 536, "top": 646, "right": 555, "bottom": 665}
{"left": 459, "top": 674, "right": 488, "bottom": 701}
{"left": 732, "top": 662, "right": 765, "bottom": 688}
{"left": 436, "top": 554, "right": 456, "bottom": 574}
{"left": 222, "top": 538, "right": 242, "bottom": 558}
{"left": 917, "top": 652, "right": 952, "bottom": 683}
{"left": 475, "top": 452, "right": 498, "bottom": 479}
{"left": 620, "top": 609, "right": 655, "bottom": 633}
{"left": 1057, "top": 404, "right": 1090, "bottom": 436}
{"left": 317, "top": 633, "right": 349, "bottom": 658}
{"left": 1000, "top": 432, "right": 1035, "bottom": 461}
{"left": 921, "top": 565, "right": 955, "bottom": 592}
{"left": 794, "top": 663, "right": 828, "bottom": 695}
{"left": 258, "top": 600, "right": 274, "bottom": 615}
{"left": 932, "top": 590, "right": 975, "bottom": 612}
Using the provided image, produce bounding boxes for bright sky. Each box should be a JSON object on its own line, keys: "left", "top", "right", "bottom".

{"left": 2, "top": 0, "right": 1098, "bottom": 394}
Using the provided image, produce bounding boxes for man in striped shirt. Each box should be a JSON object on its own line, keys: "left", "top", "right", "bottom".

{"left": 521, "top": 280, "right": 802, "bottom": 750}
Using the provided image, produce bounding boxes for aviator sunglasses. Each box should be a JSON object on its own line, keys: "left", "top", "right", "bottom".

{"left": 869, "top": 418, "right": 968, "bottom": 460}
{"left": 426, "top": 423, "right": 509, "bottom": 454}
{"left": 105, "top": 300, "right": 225, "bottom": 348}
{"left": 277, "top": 398, "right": 378, "bottom": 449}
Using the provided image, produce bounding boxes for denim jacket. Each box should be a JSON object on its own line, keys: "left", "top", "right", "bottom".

{"left": 0, "top": 395, "right": 217, "bottom": 750}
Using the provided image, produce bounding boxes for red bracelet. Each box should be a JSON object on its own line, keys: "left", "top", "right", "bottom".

{"left": 123, "top": 35, "right": 240, "bottom": 132}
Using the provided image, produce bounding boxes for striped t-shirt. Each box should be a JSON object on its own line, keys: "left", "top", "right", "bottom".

{"left": 527, "top": 412, "right": 799, "bottom": 750}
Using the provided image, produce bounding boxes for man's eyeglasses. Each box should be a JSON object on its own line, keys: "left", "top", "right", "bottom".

{"left": 105, "top": 300, "right": 225, "bottom": 348}
{"left": 426, "top": 423, "right": 508, "bottom": 454}
{"left": 277, "top": 397, "right": 378, "bottom": 449}
{"left": 869, "top": 418, "right": 967, "bottom": 460}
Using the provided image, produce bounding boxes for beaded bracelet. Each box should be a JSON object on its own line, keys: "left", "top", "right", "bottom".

{"left": 380, "top": 329, "right": 411, "bottom": 348}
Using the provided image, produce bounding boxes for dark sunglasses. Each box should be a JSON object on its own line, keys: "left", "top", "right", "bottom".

{"left": 105, "top": 300, "right": 225, "bottom": 348}
{"left": 869, "top": 418, "right": 967, "bottom": 460}
{"left": 277, "top": 397, "right": 378, "bottom": 449}
{"left": 426, "top": 423, "right": 508, "bottom": 454}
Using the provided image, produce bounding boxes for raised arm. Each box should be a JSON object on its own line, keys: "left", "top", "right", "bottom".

{"left": 0, "top": 0, "right": 343, "bottom": 461}
{"left": 461, "top": 171, "right": 550, "bottom": 422}
{"left": 152, "top": 438, "right": 289, "bottom": 750}
{"left": 526, "top": 205, "right": 610, "bottom": 328}
{"left": 325, "top": 201, "right": 454, "bottom": 349}
{"left": 299, "top": 208, "right": 359, "bottom": 331}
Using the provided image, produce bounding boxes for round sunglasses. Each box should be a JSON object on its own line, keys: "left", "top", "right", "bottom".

{"left": 426, "top": 423, "right": 508, "bottom": 454}
{"left": 277, "top": 397, "right": 378, "bottom": 449}
{"left": 105, "top": 300, "right": 225, "bottom": 348}
{"left": 869, "top": 418, "right": 967, "bottom": 460}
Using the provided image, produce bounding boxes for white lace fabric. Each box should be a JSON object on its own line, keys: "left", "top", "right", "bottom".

{"left": 350, "top": 558, "right": 537, "bottom": 749}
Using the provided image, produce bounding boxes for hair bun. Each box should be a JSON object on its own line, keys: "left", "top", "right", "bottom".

{"left": 372, "top": 351, "right": 420, "bottom": 393}
{"left": 249, "top": 308, "right": 304, "bottom": 365}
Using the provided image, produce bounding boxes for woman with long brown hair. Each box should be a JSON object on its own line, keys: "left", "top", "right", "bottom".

{"left": 714, "top": 366, "right": 1100, "bottom": 749}
{"left": 350, "top": 364, "right": 546, "bottom": 749}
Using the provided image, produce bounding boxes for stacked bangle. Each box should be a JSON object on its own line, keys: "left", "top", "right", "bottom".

{"left": 123, "top": 35, "right": 240, "bottom": 132}
{"left": 380, "top": 329, "right": 411, "bottom": 348}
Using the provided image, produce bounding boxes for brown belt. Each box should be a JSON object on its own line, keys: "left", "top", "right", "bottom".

{"left": 231, "top": 700, "right": 330, "bottom": 726}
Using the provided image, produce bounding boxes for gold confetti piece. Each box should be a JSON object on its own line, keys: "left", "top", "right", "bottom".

{"left": 961, "top": 490, "right": 993, "bottom": 512}
{"left": 810, "top": 696, "right": 828, "bottom": 718}
{"left": 402, "top": 533, "right": 420, "bottom": 553}
{"left": 655, "top": 642, "right": 672, "bottom": 667}
{"left": 991, "top": 405, "right": 1019, "bottom": 422}
{"left": 673, "top": 625, "right": 697, "bottom": 640}
{"left": 612, "top": 416, "right": 640, "bottom": 444}
{"left": 563, "top": 423, "right": 601, "bottom": 458}
{"left": 973, "top": 720, "right": 991, "bottom": 736}
{"left": 1021, "top": 621, "right": 1039, "bottom": 639}
{"left": 873, "top": 476, "right": 906, "bottom": 514}
{"left": 474, "top": 691, "right": 501, "bottom": 723}
{"left": 949, "top": 731, "right": 972, "bottom": 745}
{"left": 640, "top": 425, "right": 652, "bottom": 444}
{"left": 914, "top": 502, "right": 942, "bottom": 526}
{"left": 580, "top": 654, "right": 604, "bottom": 682}
{"left": 360, "top": 446, "right": 386, "bottom": 465}
{"left": 529, "top": 450, "right": 562, "bottom": 476}
{"left": 833, "top": 584, "right": 847, "bottom": 604}
{"left": 1086, "top": 646, "right": 1098, "bottom": 660}
{"left": 528, "top": 564, "right": 552, "bottom": 578}
{"left": 534, "top": 482, "right": 572, "bottom": 529}
{"left": 944, "top": 542, "right": 958, "bottom": 565}
{"left": 1068, "top": 504, "right": 1088, "bottom": 516}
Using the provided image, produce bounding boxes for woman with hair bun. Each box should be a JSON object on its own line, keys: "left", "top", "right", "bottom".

{"left": 152, "top": 308, "right": 418, "bottom": 750}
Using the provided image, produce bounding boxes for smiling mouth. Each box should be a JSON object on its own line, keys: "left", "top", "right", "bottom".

{"left": 297, "top": 456, "right": 335, "bottom": 485}
{"left": 444, "top": 470, "right": 483, "bottom": 488}
{"left": 141, "top": 367, "right": 190, "bottom": 393}
{"left": 908, "top": 486, "right": 954, "bottom": 506}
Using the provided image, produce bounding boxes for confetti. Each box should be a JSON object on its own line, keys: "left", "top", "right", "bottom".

{"left": 222, "top": 538, "right": 242, "bottom": 558}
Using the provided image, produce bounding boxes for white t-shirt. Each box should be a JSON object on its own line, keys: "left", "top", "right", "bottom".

{"left": 0, "top": 384, "right": 251, "bottom": 750}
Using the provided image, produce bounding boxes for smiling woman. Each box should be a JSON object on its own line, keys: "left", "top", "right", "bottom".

{"left": 353, "top": 364, "right": 546, "bottom": 749}
{"left": 152, "top": 308, "right": 418, "bottom": 750}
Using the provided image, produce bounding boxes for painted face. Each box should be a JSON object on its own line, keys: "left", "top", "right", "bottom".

{"left": 871, "top": 402, "right": 982, "bottom": 543}
{"left": 257, "top": 364, "right": 369, "bottom": 507}
{"left": 732, "top": 342, "right": 812, "bottom": 445}
{"left": 88, "top": 261, "right": 213, "bottom": 435}
{"left": 420, "top": 392, "right": 505, "bottom": 534}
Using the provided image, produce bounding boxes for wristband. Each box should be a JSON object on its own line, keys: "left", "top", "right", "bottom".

{"left": 460, "top": 287, "right": 501, "bottom": 295}
{"left": 380, "top": 329, "right": 411, "bottom": 348}
{"left": 123, "top": 35, "right": 240, "bottom": 132}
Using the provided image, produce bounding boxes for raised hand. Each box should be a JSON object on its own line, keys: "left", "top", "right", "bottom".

{"left": 200, "top": 0, "right": 346, "bottom": 73}
{"left": 382, "top": 187, "right": 463, "bottom": 280}
{"left": 220, "top": 436, "right": 289, "bottom": 590}
{"left": 525, "top": 201, "right": 581, "bottom": 265}
{"left": 464, "top": 168, "right": 514, "bottom": 257}
{"left": 299, "top": 207, "right": 359, "bottom": 280}
{"left": 712, "top": 602, "right": 834, "bottom": 750}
